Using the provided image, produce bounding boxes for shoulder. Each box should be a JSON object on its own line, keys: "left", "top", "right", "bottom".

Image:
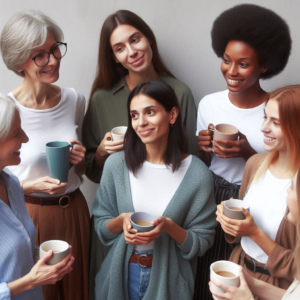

{"left": 2, "top": 168, "right": 22, "bottom": 191}
{"left": 199, "top": 90, "right": 228, "bottom": 108}
{"left": 62, "top": 88, "right": 86, "bottom": 106}
{"left": 159, "top": 76, "right": 193, "bottom": 97}
{"left": 245, "top": 153, "right": 268, "bottom": 170}
{"left": 188, "top": 155, "right": 213, "bottom": 185}
{"left": 104, "top": 151, "right": 126, "bottom": 172}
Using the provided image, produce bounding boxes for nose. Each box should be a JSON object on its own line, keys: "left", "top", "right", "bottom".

{"left": 22, "top": 129, "right": 29, "bottom": 144}
{"left": 261, "top": 118, "right": 271, "bottom": 133}
{"left": 128, "top": 45, "right": 137, "bottom": 57}
{"left": 227, "top": 62, "right": 238, "bottom": 76}
{"left": 48, "top": 52, "right": 58, "bottom": 65}
{"left": 138, "top": 114, "right": 147, "bottom": 127}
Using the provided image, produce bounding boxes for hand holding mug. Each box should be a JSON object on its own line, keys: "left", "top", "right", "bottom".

{"left": 198, "top": 124, "right": 214, "bottom": 153}
{"left": 98, "top": 132, "right": 124, "bottom": 156}
{"left": 209, "top": 267, "right": 254, "bottom": 300}
{"left": 69, "top": 140, "right": 86, "bottom": 165}
{"left": 122, "top": 212, "right": 140, "bottom": 245}
{"left": 213, "top": 132, "right": 256, "bottom": 160}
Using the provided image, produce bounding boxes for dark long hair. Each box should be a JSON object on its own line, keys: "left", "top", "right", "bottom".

{"left": 89, "top": 10, "right": 174, "bottom": 99}
{"left": 124, "top": 80, "right": 188, "bottom": 175}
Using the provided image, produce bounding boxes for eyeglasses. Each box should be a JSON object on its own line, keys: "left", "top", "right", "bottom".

{"left": 30, "top": 42, "right": 67, "bottom": 67}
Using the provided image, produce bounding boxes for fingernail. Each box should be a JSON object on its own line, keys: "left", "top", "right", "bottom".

{"left": 107, "top": 137, "right": 111, "bottom": 141}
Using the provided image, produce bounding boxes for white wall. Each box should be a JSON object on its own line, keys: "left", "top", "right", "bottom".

{"left": 1, "top": 0, "right": 299, "bottom": 213}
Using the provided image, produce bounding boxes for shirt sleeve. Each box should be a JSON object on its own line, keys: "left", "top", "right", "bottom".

{"left": 179, "top": 87, "right": 198, "bottom": 156}
{"left": 0, "top": 283, "right": 11, "bottom": 300}
{"left": 82, "top": 93, "right": 103, "bottom": 183}
{"left": 176, "top": 161, "right": 217, "bottom": 259}
{"left": 196, "top": 98, "right": 207, "bottom": 135}
{"left": 75, "top": 92, "right": 86, "bottom": 142}
{"left": 92, "top": 156, "right": 120, "bottom": 245}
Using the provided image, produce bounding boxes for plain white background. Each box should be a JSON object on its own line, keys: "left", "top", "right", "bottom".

{"left": 0, "top": 0, "right": 299, "bottom": 212}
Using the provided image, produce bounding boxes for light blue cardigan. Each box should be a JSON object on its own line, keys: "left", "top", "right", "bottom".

{"left": 93, "top": 152, "right": 216, "bottom": 300}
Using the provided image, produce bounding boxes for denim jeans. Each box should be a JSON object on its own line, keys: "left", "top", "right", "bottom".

{"left": 128, "top": 249, "right": 153, "bottom": 300}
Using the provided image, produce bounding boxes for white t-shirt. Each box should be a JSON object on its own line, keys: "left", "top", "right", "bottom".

{"left": 241, "top": 170, "right": 291, "bottom": 263}
{"left": 7, "top": 88, "right": 86, "bottom": 196}
{"left": 282, "top": 280, "right": 300, "bottom": 300}
{"left": 129, "top": 155, "right": 192, "bottom": 251}
{"left": 196, "top": 90, "right": 266, "bottom": 185}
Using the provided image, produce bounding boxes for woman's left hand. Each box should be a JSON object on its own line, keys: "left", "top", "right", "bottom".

{"left": 69, "top": 140, "right": 86, "bottom": 165}
{"left": 132, "top": 217, "right": 168, "bottom": 244}
{"left": 216, "top": 205, "right": 259, "bottom": 238}
{"left": 213, "top": 132, "right": 256, "bottom": 161}
{"left": 209, "top": 268, "right": 254, "bottom": 300}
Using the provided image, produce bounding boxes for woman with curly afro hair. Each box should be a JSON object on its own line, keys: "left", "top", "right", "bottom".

{"left": 195, "top": 4, "right": 291, "bottom": 300}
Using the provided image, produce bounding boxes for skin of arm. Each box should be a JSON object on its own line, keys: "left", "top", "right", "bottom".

{"left": 216, "top": 202, "right": 277, "bottom": 256}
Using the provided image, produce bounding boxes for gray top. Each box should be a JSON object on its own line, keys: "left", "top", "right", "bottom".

{"left": 92, "top": 152, "right": 216, "bottom": 300}
{"left": 82, "top": 75, "right": 197, "bottom": 183}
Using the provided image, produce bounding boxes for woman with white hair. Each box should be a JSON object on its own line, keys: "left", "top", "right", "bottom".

{"left": 0, "top": 94, "right": 74, "bottom": 300}
{"left": 0, "top": 11, "right": 90, "bottom": 299}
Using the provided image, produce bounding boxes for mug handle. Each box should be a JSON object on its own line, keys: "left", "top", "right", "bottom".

{"left": 207, "top": 123, "right": 214, "bottom": 150}
{"left": 69, "top": 144, "right": 74, "bottom": 169}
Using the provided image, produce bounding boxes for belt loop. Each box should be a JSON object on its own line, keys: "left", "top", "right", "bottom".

{"left": 252, "top": 259, "right": 256, "bottom": 273}
{"left": 39, "top": 198, "right": 44, "bottom": 206}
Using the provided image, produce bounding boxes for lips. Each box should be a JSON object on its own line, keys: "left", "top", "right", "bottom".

{"left": 41, "top": 67, "right": 57, "bottom": 74}
{"left": 227, "top": 77, "right": 244, "bottom": 85}
{"left": 264, "top": 136, "right": 276, "bottom": 143}
{"left": 130, "top": 55, "right": 144, "bottom": 66}
{"left": 138, "top": 128, "right": 154, "bottom": 137}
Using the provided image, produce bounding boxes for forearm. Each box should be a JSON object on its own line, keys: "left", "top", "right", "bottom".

{"left": 198, "top": 151, "right": 211, "bottom": 168}
{"left": 7, "top": 274, "right": 33, "bottom": 297}
{"left": 242, "top": 147, "right": 257, "bottom": 161}
{"left": 165, "top": 218, "right": 187, "bottom": 245}
{"left": 94, "top": 146, "right": 109, "bottom": 171}
{"left": 21, "top": 181, "right": 35, "bottom": 195}
{"left": 74, "top": 159, "right": 86, "bottom": 176}
{"left": 251, "top": 228, "right": 277, "bottom": 256}
{"left": 249, "top": 277, "right": 286, "bottom": 300}
{"left": 107, "top": 214, "right": 125, "bottom": 234}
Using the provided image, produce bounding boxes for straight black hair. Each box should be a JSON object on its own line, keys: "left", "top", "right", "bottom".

{"left": 124, "top": 80, "right": 188, "bottom": 174}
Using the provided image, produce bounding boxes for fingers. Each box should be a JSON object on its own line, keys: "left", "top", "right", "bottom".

{"left": 39, "top": 250, "right": 53, "bottom": 264}
{"left": 105, "top": 143, "right": 124, "bottom": 154}
{"left": 43, "top": 176, "right": 61, "bottom": 185}
{"left": 69, "top": 144, "right": 86, "bottom": 165}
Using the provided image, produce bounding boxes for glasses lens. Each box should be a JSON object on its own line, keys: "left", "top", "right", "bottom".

{"left": 53, "top": 44, "right": 67, "bottom": 59}
{"left": 35, "top": 53, "right": 49, "bottom": 67}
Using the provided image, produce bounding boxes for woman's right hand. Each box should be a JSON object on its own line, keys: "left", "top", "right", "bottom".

{"left": 27, "top": 247, "right": 74, "bottom": 287}
{"left": 122, "top": 213, "right": 141, "bottom": 246}
{"left": 22, "top": 177, "right": 67, "bottom": 195}
{"left": 98, "top": 132, "right": 124, "bottom": 156}
{"left": 198, "top": 124, "right": 214, "bottom": 153}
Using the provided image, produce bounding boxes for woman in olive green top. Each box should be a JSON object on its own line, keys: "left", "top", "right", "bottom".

{"left": 82, "top": 10, "right": 198, "bottom": 299}
{"left": 82, "top": 9, "right": 197, "bottom": 184}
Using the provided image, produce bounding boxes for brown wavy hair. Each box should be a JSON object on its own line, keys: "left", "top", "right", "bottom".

{"left": 89, "top": 10, "right": 174, "bottom": 99}
{"left": 295, "top": 168, "right": 300, "bottom": 280}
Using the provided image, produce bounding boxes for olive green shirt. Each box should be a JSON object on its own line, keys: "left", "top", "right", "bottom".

{"left": 82, "top": 75, "right": 197, "bottom": 183}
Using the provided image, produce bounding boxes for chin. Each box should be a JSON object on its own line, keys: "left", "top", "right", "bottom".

{"left": 287, "top": 212, "right": 296, "bottom": 225}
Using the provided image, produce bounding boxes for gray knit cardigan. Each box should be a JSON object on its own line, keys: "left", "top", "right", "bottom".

{"left": 92, "top": 152, "right": 216, "bottom": 300}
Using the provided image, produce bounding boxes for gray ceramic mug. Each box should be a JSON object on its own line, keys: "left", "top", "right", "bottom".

{"left": 46, "top": 141, "right": 74, "bottom": 182}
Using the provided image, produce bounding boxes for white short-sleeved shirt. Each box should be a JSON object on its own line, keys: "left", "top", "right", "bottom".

{"left": 196, "top": 90, "right": 266, "bottom": 185}
{"left": 241, "top": 170, "right": 291, "bottom": 263}
{"left": 7, "top": 88, "right": 85, "bottom": 196}
{"left": 129, "top": 155, "right": 192, "bottom": 251}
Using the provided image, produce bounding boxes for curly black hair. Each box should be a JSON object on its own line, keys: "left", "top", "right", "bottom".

{"left": 211, "top": 4, "right": 292, "bottom": 79}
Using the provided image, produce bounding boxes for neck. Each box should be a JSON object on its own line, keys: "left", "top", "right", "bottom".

{"left": 229, "top": 82, "right": 268, "bottom": 109}
{"left": 125, "top": 64, "right": 158, "bottom": 91}
{"left": 145, "top": 138, "right": 168, "bottom": 165}
{"left": 270, "top": 150, "right": 294, "bottom": 179}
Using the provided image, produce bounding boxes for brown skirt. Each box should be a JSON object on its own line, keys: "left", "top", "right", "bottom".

{"left": 26, "top": 189, "right": 90, "bottom": 300}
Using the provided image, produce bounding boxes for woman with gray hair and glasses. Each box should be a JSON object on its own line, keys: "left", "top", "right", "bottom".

{"left": 0, "top": 11, "right": 90, "bottom": 300}
{"left": 0, "top": 94, "right": 74, "bottom": 300}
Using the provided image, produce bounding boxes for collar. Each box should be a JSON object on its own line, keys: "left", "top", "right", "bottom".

{"left": 112, "top": 77, "right": 128, "bottom": 95}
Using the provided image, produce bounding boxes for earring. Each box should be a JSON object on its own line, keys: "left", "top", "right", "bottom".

{"left": 170, "top": 123, "right": 173, "bottom": 128}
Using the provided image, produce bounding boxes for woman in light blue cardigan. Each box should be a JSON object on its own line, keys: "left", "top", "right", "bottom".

{"left": 92, "top": 80, "right": 216, "bottom": 300}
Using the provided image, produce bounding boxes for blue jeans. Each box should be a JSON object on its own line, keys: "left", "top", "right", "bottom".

{"left": 128, "top": 249, "right": 153, "bottom": 300}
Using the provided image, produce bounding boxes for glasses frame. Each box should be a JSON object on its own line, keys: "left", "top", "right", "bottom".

{"left": 30, "top": 42, "right": 67, "bottom": 67}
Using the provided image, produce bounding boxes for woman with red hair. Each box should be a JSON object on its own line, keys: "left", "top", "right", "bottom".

{"left": 217, "top": 86, "right": 300, "bottom": 295}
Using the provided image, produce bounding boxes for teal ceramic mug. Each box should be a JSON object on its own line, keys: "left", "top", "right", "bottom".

{"left": 46, "top": 141, "right": 74, "bottom": 182}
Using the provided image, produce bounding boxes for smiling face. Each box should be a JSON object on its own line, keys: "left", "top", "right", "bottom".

{"left": 0, "top": 111, "right": 28, "bottom": 169}
{"left": 110, "top": 24, "right": 153, "bottom": 75}
{"left": 221, "top": 41, "right": 266, "bottom": 94}
{"left": 286, "top": 172, "right": 299, "bottom": 225}
{"left": 261, "top": 99, "right": 287, "bottom": 153}
{"left": 18, "top": 31, "right": 61, "bottom": 83}
{"left": 129, "top": 94, "right": 177, "bottom": 148}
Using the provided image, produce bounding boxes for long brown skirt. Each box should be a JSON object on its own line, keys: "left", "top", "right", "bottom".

{"left": 26, "top": 189, "right": 90, "bottom": 300}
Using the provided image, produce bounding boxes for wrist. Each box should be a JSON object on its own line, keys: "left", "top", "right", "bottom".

{"left": 97, "top": 143, "right": 108, "bottom": 157}
{"left": 249, "top": 226, "right": 262, "bottom": 241}
{"left": 164, "top": 218, "right": 172, "bottom": 233}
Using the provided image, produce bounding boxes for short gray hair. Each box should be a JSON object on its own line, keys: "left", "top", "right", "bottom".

{"left": 0, "top": 94, "right": 18, "bottom": 140}
{"left": 0, "top": 10, "right": 63, "bottom": 77}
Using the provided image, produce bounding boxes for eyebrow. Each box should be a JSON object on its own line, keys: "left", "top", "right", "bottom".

{"left": 31, "top": 43, "right": 58, "bottom": 56}
{"left": 223, "top": 53, "right": 253, "bottom": 61}
{"left": 130, "top": 105, "right": 157, "bottom": 113}
{"left": 263, "top": 109, "right": 280, "bottom": 121}
{"left": 112, "top": 32, "right": 140, "bottom": 48}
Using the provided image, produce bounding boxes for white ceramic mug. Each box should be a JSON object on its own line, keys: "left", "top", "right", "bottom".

{"left": 39, "top": 240, "right": 69, "bottom": 265}
{"left": 111, "top": 126, "right": 127, "bottom": 141}
{"left": 223, "top": 199, "right": 250, "bottom": 220}
{"left": 210, "top": 260, "right": 240, "bottom": 293}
